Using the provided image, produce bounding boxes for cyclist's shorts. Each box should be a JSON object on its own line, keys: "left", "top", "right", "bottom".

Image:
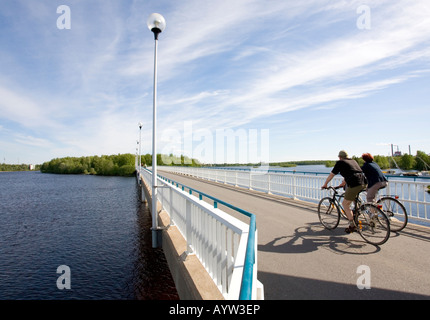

{"left": 344, "top": 184, "right": 367, "bottom": 201}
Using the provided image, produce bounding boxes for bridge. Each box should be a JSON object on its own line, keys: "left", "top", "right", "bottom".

{"left": 138, "top": 166, "right": 430, "bottom": 300}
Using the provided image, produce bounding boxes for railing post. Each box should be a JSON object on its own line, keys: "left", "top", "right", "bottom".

{"left": 292, "top": 176, "right": 297, "bottom": 199}
{"left": 169, "top": 187, "right": 174, "bottom": 226}
{"left": 386, "top": 182, "right": 391, "bottom": 197}
{"left": 185, "top": 200, "right": 193, "bottom": 256}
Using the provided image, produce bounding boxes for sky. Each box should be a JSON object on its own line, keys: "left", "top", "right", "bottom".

{"left": 1, "top": 0, "right": 429, "bottom": 165}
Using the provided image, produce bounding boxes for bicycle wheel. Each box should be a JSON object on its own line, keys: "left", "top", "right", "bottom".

{"left": 377, "top": 197, "right": 408, "bottom": 232}
{"left": 355, "top": 203, "right": 390, "bottom": 246}
{"left": 318, "top": 197, "right": 340, "bottom": 230}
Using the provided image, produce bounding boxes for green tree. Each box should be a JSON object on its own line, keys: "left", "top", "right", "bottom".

{"left": 399, "top": 154, "right": 415, "bottom": 170}
{"left": 115, "top": 153, "right": 134, "bottom": 167}
{"left": 373, "top": 155, "right": 390, "bottom": 169}
{"left": 98, "top": 157, "right": 115, "bottom": 175}
{"left": 415, "top": 151, "right": 430, "bottom": 171}
{"left": 117, "top": 164, "right": 135, "bottom": 176}
{"left": 143, "top": 154, "right": 152, "bottom": 166}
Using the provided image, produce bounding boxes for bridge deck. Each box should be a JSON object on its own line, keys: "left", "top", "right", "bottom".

{"left": 159, "top": 170, "right": 430, "bottom": 300}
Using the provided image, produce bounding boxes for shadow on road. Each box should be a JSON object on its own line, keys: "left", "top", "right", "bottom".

{"left": 259, "top": 222, "right": 381, "bottom": 255}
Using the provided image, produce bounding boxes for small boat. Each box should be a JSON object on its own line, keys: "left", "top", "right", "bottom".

{"left": 382, "top": 170, "right": 396, "bottom": 175}
{"left": 402, "top": 171, "right": 421, "bottom": 177}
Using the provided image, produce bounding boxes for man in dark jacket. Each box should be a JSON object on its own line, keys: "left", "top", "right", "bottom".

{"left": 322, "top": 150, "right": 368, "bottom": 233}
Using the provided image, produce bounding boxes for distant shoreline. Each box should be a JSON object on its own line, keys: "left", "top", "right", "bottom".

{"left": 0, "top": 170, "right": 39, "bottom": 173}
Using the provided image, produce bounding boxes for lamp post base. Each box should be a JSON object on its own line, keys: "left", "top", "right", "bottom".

{"left": 151, "top": 227, "right": 163, "bottom": 248}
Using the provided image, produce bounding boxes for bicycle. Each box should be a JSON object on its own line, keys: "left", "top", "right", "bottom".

{"left": 318, "top": 186, "right": 390, "bottom": 246}
{"left": 357, "top": 191, "right": 408, "bottom": 232}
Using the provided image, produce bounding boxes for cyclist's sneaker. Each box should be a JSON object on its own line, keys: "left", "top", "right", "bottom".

{"left": 344, "top": 225, "right": 356, "bottom": 234}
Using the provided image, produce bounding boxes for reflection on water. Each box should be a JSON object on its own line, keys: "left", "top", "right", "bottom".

{"left": 133, "top": 203, "right": 179, "bottom": 300}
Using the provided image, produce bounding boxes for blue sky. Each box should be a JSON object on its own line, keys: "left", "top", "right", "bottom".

{"left": 1, "top": 0, "right": 429, "bottom": 165}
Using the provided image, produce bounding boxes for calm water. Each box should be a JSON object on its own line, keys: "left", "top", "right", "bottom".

{"left": 0, "top": 171, "right": 178, "bottom": 300}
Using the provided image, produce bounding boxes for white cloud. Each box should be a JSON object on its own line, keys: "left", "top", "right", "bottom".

{"left": 0, "top": 85, "right": 53, "bottom": 129}
{"left": 14, "top": 135, "right": 53, "bottom": 148}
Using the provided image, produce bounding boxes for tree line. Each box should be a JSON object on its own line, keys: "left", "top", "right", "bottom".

{"left": 0, "top": 163, "right": 41, "bottom": 172}
{"left": 269, "top": 160, "right": 326, "bottom": 168}
{"left": 41, "top": 154, "right": 137, "bottom": 176}
{"left": 324, "top": 150, "right": 430, "bottom": 171}
{"left": 40, "top": 153, "right": 202, "bottom": 176}
{"left": 139, "top": 153, "right": 201, "bottom": 167}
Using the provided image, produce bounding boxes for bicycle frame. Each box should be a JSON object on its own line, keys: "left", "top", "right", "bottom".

{"left": 325, "top": 186, "right": 360, "bottom": 220}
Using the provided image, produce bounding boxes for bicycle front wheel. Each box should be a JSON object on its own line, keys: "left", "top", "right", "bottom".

{"left": 318, "top": 197, "right": 340, "bottom": 230}
{"left": 377, "top": 197, "right": 408, "bottom": 232}
{"left": 355, "top": 203, "right": 390, "bottom": 246}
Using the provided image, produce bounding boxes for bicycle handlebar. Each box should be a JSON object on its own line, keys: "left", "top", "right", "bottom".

{"left": 321, "top": 186, "right": 343, "bottom": 191}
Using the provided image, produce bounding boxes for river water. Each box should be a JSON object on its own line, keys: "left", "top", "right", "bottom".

{"left": 0, "top": 171, "right": 178, "bottom": 300}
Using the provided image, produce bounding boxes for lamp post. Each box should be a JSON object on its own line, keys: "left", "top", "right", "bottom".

{"left": 147, "top": 13, "right": 166, "bottom": 248}
{"left": 136, "top": 140, "right": 139, "bottom": 181}
{"left": 138, "top": 122, "right": 142, "bottom": 171}
{"left": 135, "top": 147, "right": 138, "bottom": 169}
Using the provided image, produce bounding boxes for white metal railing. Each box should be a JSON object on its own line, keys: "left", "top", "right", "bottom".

{"left": 139, "top": 167, "right": 263, "bottom": 300}
{"left": 159, "top": 166, "right": 430, "bottom": 222}
{"left": 383, "top": 179, "right": 430, "bottom": 222}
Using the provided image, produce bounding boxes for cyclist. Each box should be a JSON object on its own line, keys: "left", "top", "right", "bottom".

{"left": 321, "top": 150, "right": 368, "bottom": 233}
{"left": 361, "top": 153, "right": 388, "bottom": 203}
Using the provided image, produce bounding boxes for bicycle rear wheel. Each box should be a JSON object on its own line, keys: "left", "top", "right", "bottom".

{"left": 377, "top": 197, "right": 408, "bottom": 232}
{"left": 355, "top": 203, "right": 390, "bottom": 246}
{"left": 318, "top": 197, "right": 340, "bottom": 230}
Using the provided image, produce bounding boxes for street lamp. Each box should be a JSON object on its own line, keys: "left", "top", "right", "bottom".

{"left": 138, "top": 122, "right": 142, "bottom": 171}
{"left": 136, "top": 140, "right": 139, "bottom": 180}
{"left": 135, "top": 147, "right": 138, "bottom": 169}
{"left": 147, "top": 13, "right": 166, "bottom": 248}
